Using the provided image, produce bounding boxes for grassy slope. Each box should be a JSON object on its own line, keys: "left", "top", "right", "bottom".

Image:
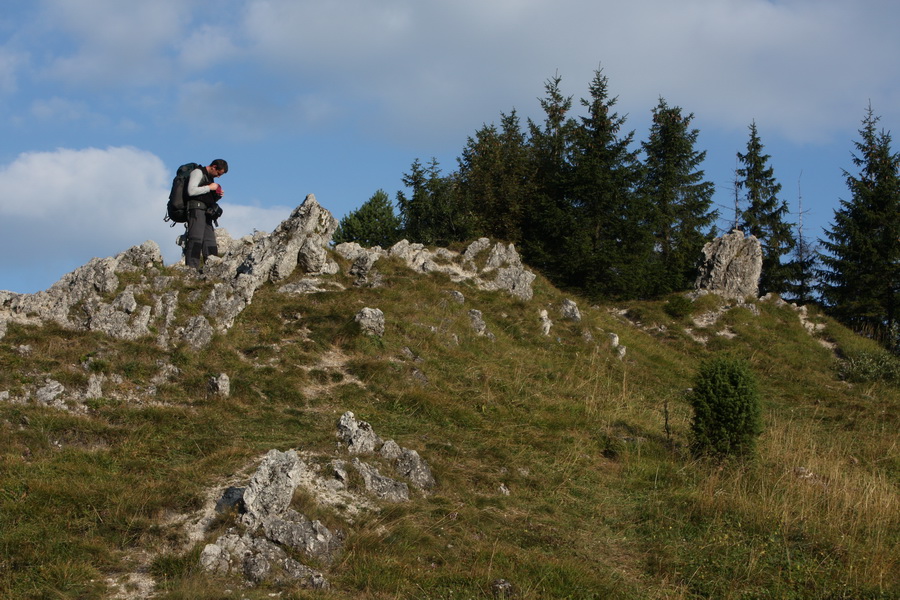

{"left": 0, "top": 254, "right": 897, "bottom": 600}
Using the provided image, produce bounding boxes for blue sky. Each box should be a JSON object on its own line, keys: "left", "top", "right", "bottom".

{"left": 1, "top": 0, "right": 898, "bottom": 294}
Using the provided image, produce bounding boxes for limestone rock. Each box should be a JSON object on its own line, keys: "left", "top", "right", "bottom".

{"left": 393, "top": 447, "right": 436, "bottom": 490}
{"left": 355, "top": 307, "right": 385, "bottom": 337}
{"left": 469, "top": 309, "right": 488, "bottom": 336}
{"left": 337, "top": 412, "right": 383, "bottom": 454}
{"left": 560, "top": 299, "right": 581, "bottom": 322}
{"left": 695, "top": 229, "right": 762, "bottom": 300}
{"left": 263, "top": 508, "right": 342, "bottom": 562}
{"left": 199, "top": 532, "right": 327, "bottom": 588}
{"left": 540, "top": 309, "right": 553, "bottom": 336}
{"left": 351, "top": 458, "right": 409, "bottom": 502}
{"left": 241, "top": 449, "right": 304, "bottom": 531}
{"left": 208, "top": 373, "right": 230, "bottom": 397}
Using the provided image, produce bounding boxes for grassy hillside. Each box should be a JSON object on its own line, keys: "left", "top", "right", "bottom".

{"left": 0, "top": 250, "right": 897, "bottom": 599}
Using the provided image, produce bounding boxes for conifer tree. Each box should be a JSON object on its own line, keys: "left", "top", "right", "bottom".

{"left": 640, "top": 98, "right": 717, "bottom": 295}
{"left": 396, "top": 158, "right": 469, "bottom": 246}
{"left": 520, "top": 74, "right": 577, "bottom": 277}
{"left": 736, "top": 121, "right": 795, "bottom": 295}
{"left": 568, "top": 67, "right": 649, "bottom": 298}
{"left": 333, "top": 189, "right": 402, "bottom": 248}
{"left": 782, "top": 180, "right": 818, "bottom": 305}
{"left": 456, "top": 110, "right": 532, "bottom": 243}
{"left": 819, "top": 106, "right": 900, "bottom": 343}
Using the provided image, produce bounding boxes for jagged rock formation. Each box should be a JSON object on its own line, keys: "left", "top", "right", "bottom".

{"left": 1, "top": 200, "right": 536, "bottom": 353}
{"left": 0, "top": 194, "right": 339, "bottom": 347}
{"left": 197, "top": 412, "right": 435, "bottom": 588}
{"left": 694, "top": 229, "right": 762, "bottom": 300}
{"left": 334, "top": 237, "right": 536, "bottom": 301}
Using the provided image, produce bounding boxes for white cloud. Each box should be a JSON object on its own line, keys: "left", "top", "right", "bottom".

{"left": 0, "top": 147, "right": 296, "bottom": 292}
{"left": 36, "top": 0, "right": 192, "bottom": 86}
{"left": 230, "top": 0, "right": 900, "bottom": 145}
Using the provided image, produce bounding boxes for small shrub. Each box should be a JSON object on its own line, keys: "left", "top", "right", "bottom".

{"left": 688, "top": 356, "right": 762, "bottom": 458}
{"left": 838, "top": 350, "right": 900, "bottom": 384}
{"left": 663, "top": 295, "right": 694, "bottom": 320}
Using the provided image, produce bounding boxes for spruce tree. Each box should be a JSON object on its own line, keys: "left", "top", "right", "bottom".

{"left": 396, "top": 158, "right": 469, "bottom": 246}
{"left": 736, "top": 121, "right": 796, "bottom": 295}
{"left": 782, "top": 182, "right": 818, "bottom": 305}
{"left": 456, "top": 110, "right": 532, "bottom": 243}
{"left": 640, "top": 98, "right": 717, "bottom": 295}
{"left": 819, "top": 106, "right": 900, "bottom": 344}
{"left": 520, "top": 74, "right": 577, "bottom": 278}
{"left": 333, "top": 189, "right": 402, "bottom": 248}
{"left": 568, "top": 67, "right": 650, "bottom": 299}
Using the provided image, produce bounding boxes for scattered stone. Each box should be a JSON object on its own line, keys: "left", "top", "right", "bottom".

{"left": 208, "top": 373, "right": 230, "bottom": 397}
{"left": 469, "top": 309, "right": 488, "bottom": 336}
{"left": 560, "top": 299, "right": 581, "bottom": 322}
{"left": 355, "top": 307, "right": 385, "bottom": 337}
{"left": 177, "top": 316, "right": 215, "bottom": 349}
{"left": 411, "top": 368, "right": 429, "bottom": 386}
{"left": 200, "top": 532, "right": 327, "bottom": 589}
{"left": 349, "top": 251, "right": 381, "bottom": 286}
{"left": 263, "top": 508, "right": 342, "bottom": 562}
{"left": 492, "top": 578, "right": 516, "bottom": 599}
{"left": 540, "top": 309, "right": 553, "bottom": 336}
{"left": 83, "top": 374, "right": 104, "bottom": 400}
{"left": 35, "top": 379, "right": 65, "bottom": 408}
{"left": 393, "top": 447, "right": 436, "bottom": 490}
{"left": 337, "top": 412, "right": 384, "bottom": 454}
{"left": 447, "top": 290, "right": 465, "bottom": 304}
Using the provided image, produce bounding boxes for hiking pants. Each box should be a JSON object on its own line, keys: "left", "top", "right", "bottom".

{"left": 185, "top": 205, "right": 218, "bottom": 269}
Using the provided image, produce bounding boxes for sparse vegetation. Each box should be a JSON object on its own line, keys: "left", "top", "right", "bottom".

{"left": 0, "top": 255, "right": 897, "bottom": 599}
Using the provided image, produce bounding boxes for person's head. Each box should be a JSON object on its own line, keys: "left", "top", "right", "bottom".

{"left": 209, "top": 159, "right": 228, "bottom": 178}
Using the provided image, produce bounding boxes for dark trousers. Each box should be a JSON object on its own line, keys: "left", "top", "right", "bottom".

{"left": 185, "top": 205, "right": 218, "bottom": 269}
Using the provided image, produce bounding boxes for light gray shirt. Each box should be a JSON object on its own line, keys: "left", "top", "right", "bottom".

{"left": 187, "top": 167, "right": 215, "bottom": 197}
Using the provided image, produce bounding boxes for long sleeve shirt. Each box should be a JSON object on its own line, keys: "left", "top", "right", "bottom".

{"left": 187, "top": 167, "right": 215, "bottom": 197}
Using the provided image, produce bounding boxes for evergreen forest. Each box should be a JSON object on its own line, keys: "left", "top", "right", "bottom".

{"left": 334, "top": 70, "right": 900, "bottom": 352}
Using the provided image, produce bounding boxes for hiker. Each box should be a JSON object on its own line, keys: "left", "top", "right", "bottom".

{"left": 185, "top": 159, "right": 228, "bottom": 270}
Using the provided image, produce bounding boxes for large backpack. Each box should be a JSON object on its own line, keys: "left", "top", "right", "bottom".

{"left": 164, "top": 162, "right": 201, "bottom": 225}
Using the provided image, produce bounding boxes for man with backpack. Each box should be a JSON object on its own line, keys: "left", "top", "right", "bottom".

{"left": 184, "top": 159, "right": 228, "bottom": 270}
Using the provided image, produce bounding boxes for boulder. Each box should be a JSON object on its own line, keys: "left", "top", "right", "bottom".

{"left": 695, "top": 230, "right": 762, "bottom": 300}
{"left": 241, "top": 449, "right": 304, "bottom": 531}
{"left": 355, "top": 307, "right": 385, "bottom": 337}
{"left": 337, "top": 412, "right": 383, "bottom": 454}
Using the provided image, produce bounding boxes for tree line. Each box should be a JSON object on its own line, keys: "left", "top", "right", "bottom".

{"left": 334, "top": 69, "right": 900, "bottom": 349}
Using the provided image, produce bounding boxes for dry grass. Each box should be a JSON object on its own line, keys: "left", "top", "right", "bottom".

{"left": 0, "top": 259, "right": 897, "bottom": 599}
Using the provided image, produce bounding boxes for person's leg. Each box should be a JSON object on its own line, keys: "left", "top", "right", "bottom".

{"left": 201, "top": 214, "right": 218, "bottom": 260}
{"left": 185, "top": 206, "right": 206, "bottom": 269}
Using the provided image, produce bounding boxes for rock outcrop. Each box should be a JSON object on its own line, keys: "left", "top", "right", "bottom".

{"left": 334, "top": 237, "right": 536, "bottom": 301}
{"left": 197, "top": 413, "right": 436, "bottom": 588}
{"left": 2, "top": 197, "right": 537, "bottom": 353}
{"left": 694, "top": 229, "right": 763, "bottom": 300}
{"left": 0, "top": 194, "right": 338, "bottom": 347}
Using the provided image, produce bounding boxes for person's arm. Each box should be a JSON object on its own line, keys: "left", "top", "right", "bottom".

{"left": 187, "top": 168, "right": 219, "bottom": 196}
